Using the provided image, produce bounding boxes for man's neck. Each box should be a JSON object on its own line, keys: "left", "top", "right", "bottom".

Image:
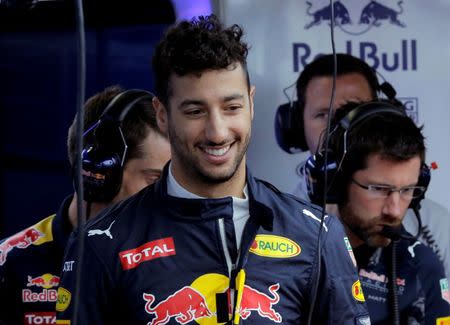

{"left": 68, "top": 194, "right": 110, "bottom": 228}
{"left": 169, "top": 163, "right": 247, "bottom": 199}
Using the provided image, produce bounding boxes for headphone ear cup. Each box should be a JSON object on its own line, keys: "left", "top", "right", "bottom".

{"left": 409, "top": 163, "right": 431, "bottom": 210}
{"left": 305, "top": 150, "right": 341, "bottom": 205}
{"left": 78, "top": 146, "right": 123, "bottom": 202}
{"left": 274, "top": 101, "right": 308, "bottom": 153}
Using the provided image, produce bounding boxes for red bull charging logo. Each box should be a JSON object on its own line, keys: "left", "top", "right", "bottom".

{"left": 143, "top": 287, "right": 212, "bottom": 325}
{"left": 0, "top": 228, "right": 44, "bottom": 265}
{"left": 142, "top": 273, "right": 282, "bottom": 324}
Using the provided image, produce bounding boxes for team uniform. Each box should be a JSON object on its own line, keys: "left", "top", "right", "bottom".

{"left": 56, "top": 167, "right": 369, "bottom": 325}
{"left": 0, "top": 196, "right": 73, "bottom": 325}
{"left": 293, "top": 159, "right": 450, "bottom": 282}
{"left": 354, "top": 232, "right": 450, "bottom": 324}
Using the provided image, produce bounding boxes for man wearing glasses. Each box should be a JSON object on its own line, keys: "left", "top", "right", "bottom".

{"left": 306, "top": 100, "right": 450, "bottom": 324}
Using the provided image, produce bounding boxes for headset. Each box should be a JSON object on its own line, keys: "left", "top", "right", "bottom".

{"left": 274, "top": 56, "right": 398, "bottom": 154}
{"left": 304, "top": 100, "right": 431, "bottom": 210}
{"left": 75, "top": 89, "right": 155, "bottom": 202}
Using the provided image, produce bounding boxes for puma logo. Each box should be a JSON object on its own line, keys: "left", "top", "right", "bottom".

{"left": 408, "top": 241, "right": 421, "bottom": 258}
{"left": 88, "top": 220, "right": 115, "bottom": 239}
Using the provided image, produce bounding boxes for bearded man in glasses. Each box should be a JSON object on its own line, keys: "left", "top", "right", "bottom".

{"left": 306, "top": 99, "right": 450, "bottom": 324}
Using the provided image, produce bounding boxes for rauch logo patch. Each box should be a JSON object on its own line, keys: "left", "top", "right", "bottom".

{"left": 249, "top": 235, "right": 301, "bottom": 258}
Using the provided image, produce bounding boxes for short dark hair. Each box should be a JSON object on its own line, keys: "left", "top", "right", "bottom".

{"left": 152, "top": 14, "right": 250, "bottom": 106}
{"left": 296, "top": 53, "right": 379, "bottom": 120}
{"left": 328, "top": 100, "right": 425, "bottom": 199}
{"left": 67, "top": 85, "right": 166, "bottom": 167}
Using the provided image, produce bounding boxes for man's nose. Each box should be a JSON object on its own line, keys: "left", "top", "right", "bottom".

{"left": 382, "top": 191, "right": 405, "bottom": 222}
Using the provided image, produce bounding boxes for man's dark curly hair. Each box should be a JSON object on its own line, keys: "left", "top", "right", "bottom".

{"left": 152, "top": 14, "right": 250, "bottom": 106}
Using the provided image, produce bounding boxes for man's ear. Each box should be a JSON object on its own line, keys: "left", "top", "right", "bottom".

{"left": 249, "top": 85, "right": 256, "bottom": 120}
{"left": 152, "top": 96, "right": 168, "bottom": 134}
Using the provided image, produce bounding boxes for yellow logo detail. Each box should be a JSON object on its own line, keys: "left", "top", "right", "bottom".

{"left": 352, "top": 280, "right": 365, "bottom": 302}
{"left": 249, "top": 235, "right": 301, "bottom": 258}
{"left": 437, "top": 316, "right": 450, "bottom": 325}
{"left": 56, "top": 321, "right": 71, "bottom": 325}
{"left": 33, "top": 215, "right": 55, "bottom": 245}
{"left": 56, "top": 287, "right": 71, "bottom": 312}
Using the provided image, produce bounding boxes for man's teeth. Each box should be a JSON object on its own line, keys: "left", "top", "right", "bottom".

{"left": 204, "top": 146, "right": 230, "bottom": 156}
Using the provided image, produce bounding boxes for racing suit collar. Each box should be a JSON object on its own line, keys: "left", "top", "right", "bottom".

{"left": 154, "top": 162, "right": 274, "bottom": 230}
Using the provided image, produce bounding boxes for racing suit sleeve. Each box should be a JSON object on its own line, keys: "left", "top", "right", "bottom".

{"left": 310, "top": 216, "right": 371, "bottom": 325}
{"left": 416, "top": 244, "right": 450, "bottom": 323}
{"left": 55, "top": 230, "right": 113, "bottom": 325}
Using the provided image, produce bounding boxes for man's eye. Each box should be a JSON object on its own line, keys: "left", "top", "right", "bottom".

{"left": 315, "top": 112, "right": 329, "bottom": 120}
{"left": 370, "top": 185, "right": 392, "bottom": 194}
{"left": 185, "top": 109, "right": 202, "bottom": 116}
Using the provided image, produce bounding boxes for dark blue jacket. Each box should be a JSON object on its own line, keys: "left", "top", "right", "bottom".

{"left": 355, "top": 234, "right": 450, "bottom": 324}
{"left": 0, "top": 196, "right": 73, "bottom": 325}
{"left": 56, "top": 168, "right": 369, "bottom": 324}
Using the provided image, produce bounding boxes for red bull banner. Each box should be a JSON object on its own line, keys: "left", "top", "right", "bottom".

{"left": 221, "top": 0, "right": 450, "bottom": 212}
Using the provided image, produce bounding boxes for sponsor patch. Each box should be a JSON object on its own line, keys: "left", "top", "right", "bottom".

{"left": 56, "top": 287, "right": 71, "bottom": 312}
{"left": 249, "top": 235, "right": 301, "bottom": 258}
{"left": 436, "top": 316, "right": 450, "bottom": 325}
{"left": 356, "top": 315, "right": 371, "bottom": 325}
{"left": 22, "top": 289, "right": 58, "bottom": 303}
{"left": 440, "top": 278, "right": 450, "bottom": 304}
{"left": 56, "top": 320, "right": 71, "bottom": 325}
{"left": 352, "top": 280, "right": 365, "bottom": 302}
{"left": 24, "top": 312, "right": 56, "bottom": 325}
{"left": 344, "top": 237, "right": 357, "bottom": 267}
{"left": 119, "top": 237, "right": 176, "bottom": 270}
{"left": 0, "top": 215, "right": 54, "bottom": 265}
{"left": 62, "top": 261, "right": 74, "bottom": 272}
{"left": 27, "top": 273, "right": 60, "bottom": 289}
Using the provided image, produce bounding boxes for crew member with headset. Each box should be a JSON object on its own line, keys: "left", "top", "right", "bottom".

{"left": 0, "top": 86, "right": 171, "bottom": 324}
{"left": 305, "top": 99, "right": 450, "bottom": 324}
{"left": 274, "top": 53, "right": 450, "bottom": 282}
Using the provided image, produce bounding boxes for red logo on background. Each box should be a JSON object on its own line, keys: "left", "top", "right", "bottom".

{"left": 24, "top": 312, "right": 55, "bottom": 325}
{"left": 119, "top": 237, "right": 176, "bottom": 270}
{"left": 143, "top": 287, "right": 212, "bottom": 325}
{"left": 0, "top": 228, "right": 44, "bottom": 265}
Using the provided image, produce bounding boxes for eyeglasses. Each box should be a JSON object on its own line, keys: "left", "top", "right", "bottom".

{"left": 351, "top": 178, "right": 426, "bottom": 200}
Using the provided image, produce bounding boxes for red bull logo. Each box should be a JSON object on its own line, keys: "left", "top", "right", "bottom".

{"left": 143, "top": 287, "right": 212, "bottom": 325}
{"left": 304, "top": 0, "right": 406, "bottom": 35}
{"left": 142, "top": 273, "right": 284, "bottom": 324}
{"left": 238, "top": 283, "right": 282, "bottom": 323}
{"left": 0, "top": 228, "right": 44, "bottom": 265}
{"left": 27, "top": 273, "right": 60, "bottom": 289}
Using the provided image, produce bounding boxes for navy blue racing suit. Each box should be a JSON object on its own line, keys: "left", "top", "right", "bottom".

{"left": 56, "top": 168, "right": 369, "bottom": 324}
{"left": 0, "top": 196, "right": 73, "bottom": 325}
{"left": 355, "top": 233, "right": 450, "bottom": 324}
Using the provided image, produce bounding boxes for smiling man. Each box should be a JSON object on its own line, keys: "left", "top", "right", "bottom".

{"left": 56, "top": 15, "right": 369, "bottom": 325}
{"left": 306, "top": 100, "right": 450, "bottom": 324}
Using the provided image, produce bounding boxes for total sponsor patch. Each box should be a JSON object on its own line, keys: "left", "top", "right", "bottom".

{"left": 119, "top": 237, "right": 176, "bottom": 270}
{"left": 249, "top": 235, "right": 301, "bottom": 258}
{"left": 24, "top": 312, "right": 56, "bottom": 325}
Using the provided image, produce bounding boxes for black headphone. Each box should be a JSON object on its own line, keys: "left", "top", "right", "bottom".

{"left": 274, "top": 71, "right": 398, "bottom": 154}
{"left": 76, "top": 89, "right": 155, "bottom": 202}
{"left": 304, "top": 100, "right": 430, "bottom": 210}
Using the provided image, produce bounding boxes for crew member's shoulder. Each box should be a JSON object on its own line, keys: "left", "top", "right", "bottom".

{"left": 253, "top": 177, "right": 340, "bottom": 230}
{"left": 80, "top": 185, "right": 158, "bottom": 247}
{"left": 401, "top": 239, "right": 444, "bottom": 272}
